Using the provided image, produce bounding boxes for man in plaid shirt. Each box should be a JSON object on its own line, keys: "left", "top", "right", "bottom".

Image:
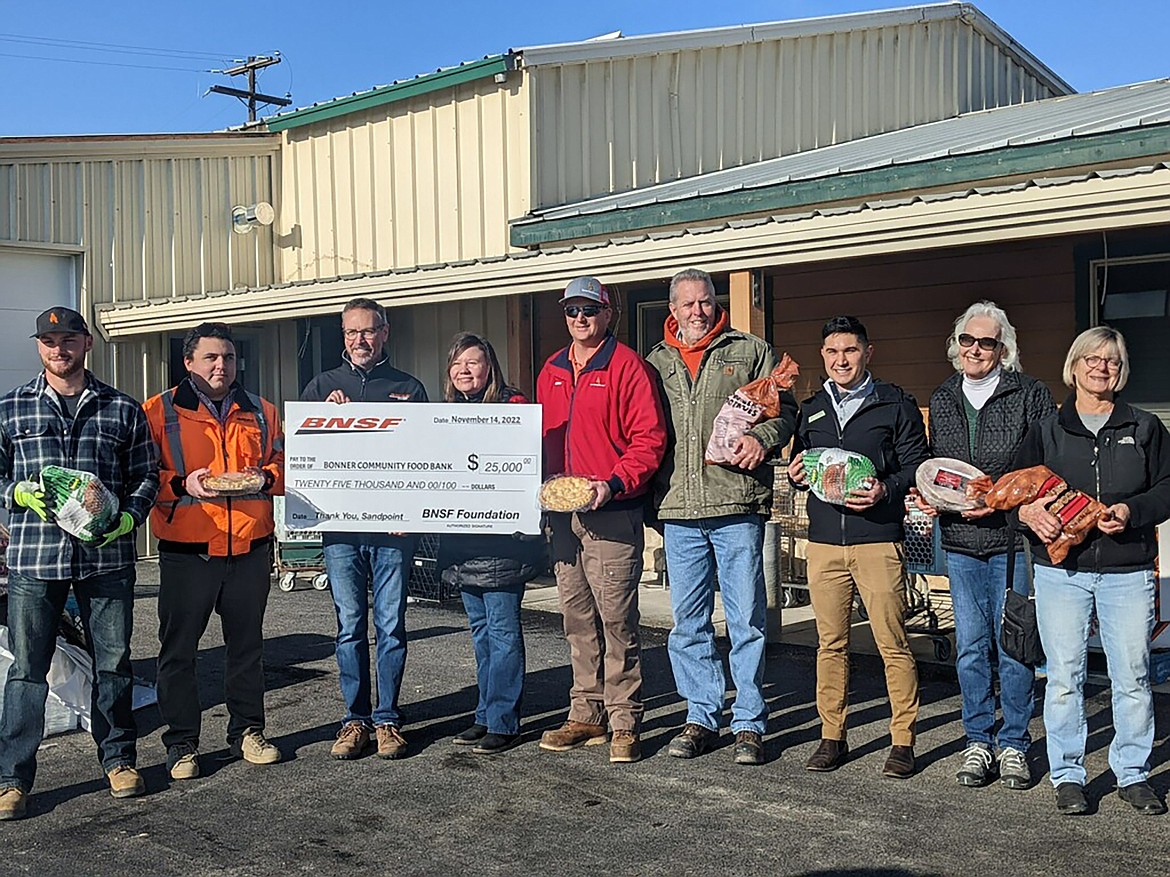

{"left": 0, "top": 307, "right": 158, "bottom": 821}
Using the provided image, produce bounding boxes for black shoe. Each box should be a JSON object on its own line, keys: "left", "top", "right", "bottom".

{"left": 668, "top": 723, "right": 718, "bottom": 759}
{"left": 1119, "top": 782, "right": 1167, "bottom": 815}
{"left": 1055, "top": 782, "right": 1089, "bottom": 815}
{"left": 805, "top": 738, "right": 848, "bottom": 772}
{"left": 472, "top": 733, "right": 519, "bottom": 755}
{"left": 453, "top": 724, "right": 488, "bottom": 746}
{"left": 733, "top": 731, "right": 764, "bottom": 765}
{"left": 883, "top": 745, "right": 916, "bottom": 779}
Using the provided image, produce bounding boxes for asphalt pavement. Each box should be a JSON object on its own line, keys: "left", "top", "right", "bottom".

{"left": 4, "top": 562, "right": 1168, "bottom": 877}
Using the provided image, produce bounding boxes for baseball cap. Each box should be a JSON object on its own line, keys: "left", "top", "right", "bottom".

{"left": 32, "top": 307, "right": 90, "bottom": 338}
{"left": 559, "top": 276, "right": 610, "bottom": 307}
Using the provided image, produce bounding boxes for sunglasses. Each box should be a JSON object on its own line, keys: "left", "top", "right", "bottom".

{"left": 564, "top": 304, "right": 604, "bottom": 319}
{"left": 957, "top": 333, "right": 1001, "bottom": 351}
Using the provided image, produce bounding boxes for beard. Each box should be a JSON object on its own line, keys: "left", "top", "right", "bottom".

{"left": 42, "top": 355, "right": 84, "bottom": 380}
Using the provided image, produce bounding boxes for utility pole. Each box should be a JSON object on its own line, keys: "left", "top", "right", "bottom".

{"left": 209, "top": 55, "right": 291, "bottom": 123}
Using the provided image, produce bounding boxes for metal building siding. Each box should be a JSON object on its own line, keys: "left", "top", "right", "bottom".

{"left": 529, "top": 19, "right": 1061, "bottom": 209}
{"left": 278, "top": 76, "right": 530, "bottom": 282}
{"left": 0, "top": 138, "right": 277, "bottom": 395}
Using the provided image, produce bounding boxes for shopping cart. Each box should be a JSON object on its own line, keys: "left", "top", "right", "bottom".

{"left": 273, "top": 496, "right": 328, "bottom": 592}
{"left": 900, "top": 504, "right": 955, "bottom": 661}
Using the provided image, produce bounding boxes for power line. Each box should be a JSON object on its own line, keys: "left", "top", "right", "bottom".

{"left": 0, "top": 32, "right": 244, "bottom": 62}
{"left": 0, "top": 49, "right": 213, "bottom": 73}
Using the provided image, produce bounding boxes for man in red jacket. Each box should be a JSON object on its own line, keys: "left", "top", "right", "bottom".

{"left": 536, "top": 276, "right": 667, "bottom": 764}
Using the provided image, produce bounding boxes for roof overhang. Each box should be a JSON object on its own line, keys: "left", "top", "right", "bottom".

{"left": 98, "top": 162, "right": 1170, "bottom": 338}
{"left": 511, "top": 122, "right": 1170, "bottom": 248}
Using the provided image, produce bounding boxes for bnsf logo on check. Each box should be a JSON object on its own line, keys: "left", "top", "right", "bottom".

{"left": 422, "top": 509, "right": 456, "bottom": 518}
{"left": 295, "top": 416, "right": 405, "bottom": 435}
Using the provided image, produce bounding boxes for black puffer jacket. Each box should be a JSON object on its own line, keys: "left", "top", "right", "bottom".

{"left": 793, "top": 379, "right": 929, "bottom": 545}
{"left": 928, "top": 371, "right": 1056, "bottom": 558}
{"left": 438, "top": 387, "right": 548, "bottom": 589}
{"left": 1013, "top": 394, "right": 1170, "bottom": 572}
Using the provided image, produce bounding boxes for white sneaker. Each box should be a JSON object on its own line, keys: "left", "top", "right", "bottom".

{"left": 955, "top": 742, "right": 994, "bottom": 786}
{"left": 997, "top": 747, "right": 1031, "bottom": 790}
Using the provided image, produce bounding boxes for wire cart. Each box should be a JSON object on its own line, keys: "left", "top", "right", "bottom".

{"left": 772, "top": 477, "right": 955, "bottom": 661}
{"left": 900, "top": 505, "right": 955, "bottom": 662}
{"left": 273, "top": 496, "right": 329, "bottom": 592}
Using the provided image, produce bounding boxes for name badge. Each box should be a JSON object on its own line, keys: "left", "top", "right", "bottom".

{"left": 808, "top": 410, "right": 826, "bottom": 423}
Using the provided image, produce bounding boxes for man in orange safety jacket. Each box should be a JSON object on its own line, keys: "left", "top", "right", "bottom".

{"left": 143, "top": 321, "right": 284, "bottom": 783}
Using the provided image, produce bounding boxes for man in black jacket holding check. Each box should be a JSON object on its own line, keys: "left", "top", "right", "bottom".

{"left": 301, "top": 297, "right": 428, "bottom": 761}
{"left": 787, "top": 316, "right": 929, "bottom": 779}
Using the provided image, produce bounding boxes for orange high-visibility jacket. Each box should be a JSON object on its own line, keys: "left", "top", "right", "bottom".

{"left": 143, "top": 380, "right": 285, "bottom": 556}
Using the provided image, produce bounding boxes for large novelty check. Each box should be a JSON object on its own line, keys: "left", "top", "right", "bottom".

{"left": 283, "top": 402, "right": 543, "bottom": 535}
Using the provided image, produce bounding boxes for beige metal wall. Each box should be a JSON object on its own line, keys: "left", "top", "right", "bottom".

{"left": 528, "top": 19, "right": 1061, "bottom": 208}
{"left": 279, "top": 76, "right": 530, "bottom": 282}
{"left": 0, "top": 136, "right": 279, "bottom": 397}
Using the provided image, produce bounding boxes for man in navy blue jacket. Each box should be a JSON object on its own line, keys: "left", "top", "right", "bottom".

{"left": 787, "top": 315, "right": 928, "bottom": 780}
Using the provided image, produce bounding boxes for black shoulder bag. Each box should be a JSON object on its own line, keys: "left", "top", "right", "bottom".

{"left": 1000, "top": 528, "right": 1044, "bottom": 666}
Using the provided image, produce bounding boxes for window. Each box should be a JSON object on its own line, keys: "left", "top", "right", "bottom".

{"left": 1090, "top": 253, "right": 1170, "bottom": 408}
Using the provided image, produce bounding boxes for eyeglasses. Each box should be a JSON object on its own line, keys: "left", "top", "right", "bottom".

{"left": 564, "top": 305, "right": 604, "bottom": 319}
{"left": 1082, "top": 354, "right": 1122, "bottom": 371}
{"left": 957, "top": 333, "right": 1001, "bottom": 351}
{"left": 343, "top": 325, "right": 385, "bottom": 340}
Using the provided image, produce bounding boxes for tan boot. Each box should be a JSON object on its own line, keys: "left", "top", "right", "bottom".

{"left": 231, "top": 730, "right": 281, "bottom": 765}
{"left": 330, "top": 721, "right": 371, "bottom": 760}
{"left": 609, "top": 730, "right": 641, "bottom": 763}
{"left": 107, "top": 766, "right": 145, "bottom": 799}
{"left": 0, "top": 787, "right": 27, "bottom": 820}
{"left": 539, "top": 720, "right": 608, "bottom": 752}
{"left": 375, "top": 724, "right": 408, "bottom": 760}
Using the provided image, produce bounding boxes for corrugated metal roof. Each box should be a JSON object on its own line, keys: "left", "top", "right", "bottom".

{"left": 515, "top": 3, "right": 1070, "bottom": 94}
{"left": 519, "top": 79, "right": 1170, "bottom": 224}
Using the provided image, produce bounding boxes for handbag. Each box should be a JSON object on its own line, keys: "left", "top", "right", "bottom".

{"left": 1000, "top": 529, "right": 1044, "bottom": 666}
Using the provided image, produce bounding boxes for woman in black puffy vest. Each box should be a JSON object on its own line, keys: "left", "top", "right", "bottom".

{"left": 439, "top": 332, "right": 545, "bottom": 754}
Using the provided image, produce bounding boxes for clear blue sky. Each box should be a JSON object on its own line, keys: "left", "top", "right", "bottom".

{"left": 2, "top": 1, "right": 1167, "bottom": 136}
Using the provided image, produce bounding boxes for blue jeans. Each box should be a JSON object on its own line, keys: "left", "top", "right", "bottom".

{"left": 461, "top": 585, "right": 525, "bottom": 736}
{"left": 1034, "top": 564, "right": 1156, "bottom": 788}
{"left": 945, "top": 551, "right": 1035, "bottom": 752}
{"left": 0, "top": 567, "right": 137, "bottom": 793}
{"left": 664, "top": 515, "right": 768, "bottom": 734}
{"left": 323, "top": 535, "right": 414, "bottom": 728}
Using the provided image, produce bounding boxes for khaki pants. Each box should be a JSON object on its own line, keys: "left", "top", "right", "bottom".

{"left": 806, "top": 541, "right": 919, "bottom": 746}
{"left": 550, "top": 506, "right": 645, "bottom": 732}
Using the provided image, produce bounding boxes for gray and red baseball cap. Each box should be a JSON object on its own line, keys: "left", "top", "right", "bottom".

{"left": 559, "top": 276, "right": 611, "bottom": 307}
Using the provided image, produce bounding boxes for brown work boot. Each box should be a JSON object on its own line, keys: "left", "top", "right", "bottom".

{"left": 609, "top": 730, "right": 641, "bottom": 763}
{"left": 330, "top": 721, "right": 372, "bottom": 760}
{"left": 376, "top": 724, "right": 408, "bottom": 760}
{"left": 0, "top": 787, "right": 27, "bottom": 821}
{"left": 539, "top": 720, "right": 608, "bottom": 752}
{"left": 805, "top": 738, "right": 848, "bottom": 772}
{"left": 107, "top": 765, "right": 145, "bottom": 799}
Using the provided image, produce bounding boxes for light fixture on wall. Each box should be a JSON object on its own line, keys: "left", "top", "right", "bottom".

{"left": 232, "top": 201, "right": 275, "bottom": 235}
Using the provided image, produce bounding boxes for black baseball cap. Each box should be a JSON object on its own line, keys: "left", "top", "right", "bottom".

{"left": 32, "top": 307, "right": 90, "bottom": 338}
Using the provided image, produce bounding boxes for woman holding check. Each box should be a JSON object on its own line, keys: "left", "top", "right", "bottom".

{"left": 438, "top": 332, "right": 545, "bottom": 755}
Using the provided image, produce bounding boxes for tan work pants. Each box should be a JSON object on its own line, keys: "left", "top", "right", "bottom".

{"left": 806, "top": 541, "right": 919, "bottom": 746}
{"left": 550, "top": 506, "right": 645, "bottom": 732}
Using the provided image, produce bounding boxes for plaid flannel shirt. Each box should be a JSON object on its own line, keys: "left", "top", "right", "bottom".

{"left": 0, "top": 371, "right": 159, "bottom": 580}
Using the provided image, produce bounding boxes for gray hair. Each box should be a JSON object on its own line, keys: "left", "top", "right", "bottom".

{"left": 342, "top": 297, "right": 388, "bottom": 330}
{"left": 1062, "top": 325, "right": 1130, "bottom": 392}
{"left": 945, "top": 300, "right": 1021, "bottom": 372}
{"left": 669, "top": 268, "right": 715, "bottom": 304}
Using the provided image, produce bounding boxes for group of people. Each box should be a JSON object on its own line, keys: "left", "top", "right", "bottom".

{"left": 0, "top": 268, "right": 1166, "bottom": 823}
